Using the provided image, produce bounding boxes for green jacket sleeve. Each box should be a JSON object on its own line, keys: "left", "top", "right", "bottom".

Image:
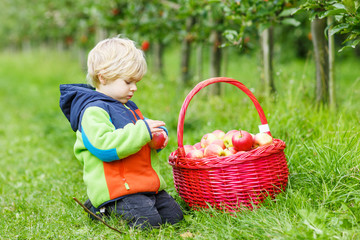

{"left": 80, "top": 106, "right": 151, "bottom": 161}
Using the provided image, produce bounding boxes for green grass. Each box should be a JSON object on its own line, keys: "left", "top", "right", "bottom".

{"left": 0, "top": 47, "right": 359, "bottom": 239}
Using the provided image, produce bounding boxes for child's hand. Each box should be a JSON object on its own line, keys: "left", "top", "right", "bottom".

{"left": 145, "top": 119, "right": 165, "bottom": 134}
{"left": 145, "top": 119, "right": 168, "bottom": 150}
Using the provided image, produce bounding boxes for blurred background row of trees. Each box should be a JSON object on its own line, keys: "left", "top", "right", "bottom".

{"left": 1, "top": 0, "right": 359, "bottom": 107}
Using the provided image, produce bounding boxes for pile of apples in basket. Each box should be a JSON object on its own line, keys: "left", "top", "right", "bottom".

{"left": 183, "top": 130, "right": 273, "bottom": 159}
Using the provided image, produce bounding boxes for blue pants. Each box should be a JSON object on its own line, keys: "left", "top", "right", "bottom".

{"left": 90, "top": 191, "right": 184, "bottom": 229}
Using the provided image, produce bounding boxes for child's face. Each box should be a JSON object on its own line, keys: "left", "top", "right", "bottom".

{"left": 97, "top": 77, "right": 139, "bottom": 104}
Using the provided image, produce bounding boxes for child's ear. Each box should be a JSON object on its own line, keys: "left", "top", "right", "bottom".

{"left": 98, "top": 74, "right": 107, "bottom": 85}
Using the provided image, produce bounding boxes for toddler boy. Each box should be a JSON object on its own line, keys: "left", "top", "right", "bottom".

{"left": 60, "top": 37, "right": 183, "bottom": 229}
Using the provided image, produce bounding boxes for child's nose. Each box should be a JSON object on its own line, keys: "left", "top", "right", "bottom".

{"left": 130, "top": 83, "right": 137, "bottom": 91}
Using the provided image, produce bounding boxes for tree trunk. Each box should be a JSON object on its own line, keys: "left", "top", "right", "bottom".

{"left": 22, "top": 39, "right": 32, "bottom": 52}
{"left": 153, "top": 41, "right": 164, "bottom": 76}
{"left": 180, "top": 17, "right": 196, "bottom": 84}
{"left": 209, "top": 21, "right": 222, "bottom": 95}
{"left": 311, "top": 17, "right": 329, "bottom": 105}
{"left": 196, "top": 44, "right": 203, "bottom": 81}
{"left": 222, "top": 46, "right": 229, "bottom": 77}
{"left": 57, "top": 39, "right": 65, "bottom": 51}
{"left": 260, "top": 26, "right": 276, "bottom": 96}
{"left": 328, "top": 16, "right": 336, "bottom": 110}
{"left": 95, "top": 26, "right": 107, "bottom": 43}
{"left": 79, "top": 47, "right": 88, "bottom": 72}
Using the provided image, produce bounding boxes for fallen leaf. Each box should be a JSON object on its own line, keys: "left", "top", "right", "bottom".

{"left": 180, "top": 231, "right": 194, "bottom": 238}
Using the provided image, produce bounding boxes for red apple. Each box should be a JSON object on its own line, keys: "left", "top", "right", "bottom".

{"left": 186, "top": 149, "right": 204, "bottom": 159}
{"left": 232, "top": 130, "right": 254, "bottom": 151}
{"left": 212, "top": 130, "right": 225, "bottom": 139}
{"left": 250, "top": 133, "right": 255, "bottom": 141}
{"left": 226, "top": 147, "right": 237, "bottom": 154}
{"left": 193, "top": 142, "right": 202, "bottom": 150}
{"left": 211, "top": 139, "right": 226, "bottom": 149}
{"left": 183, "top": 145, "right": 196, "bottom": 154}
{"left": 253, "top": 132, "right": 273, "bottom": 147}
{"left": 149, "top": 132, "right": 166, "bottom": 149}
{"left": 204, "top": 144, "right": 225, "bottom": 157}
{"left": 199, "top": 148, "right": 205, "bottom": 154}
{"left": 141, "top": 40, "right": 150, "bottom": 51}
{"left": 223, "top": 148, "right": 234, "bottom": 156}
{"left": 223, "top": 130, "right": 238, "bottom": 148}
{"left": 200, "top": 133, "right": 217, "bottom": 148}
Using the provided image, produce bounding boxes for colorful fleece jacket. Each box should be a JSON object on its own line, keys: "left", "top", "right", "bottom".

{"left": 59, "top": 84, "right": 166, "bottom": 208}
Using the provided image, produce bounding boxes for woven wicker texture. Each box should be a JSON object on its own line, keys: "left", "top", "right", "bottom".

{"left": 168, "top": 77, "right": 289, "bottom": 211}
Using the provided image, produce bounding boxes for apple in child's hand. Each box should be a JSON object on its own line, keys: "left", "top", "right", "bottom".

{"left": 186, "top": 149, "right": 204, "bottom": 159}
{"left": 253, "top": 132, "right": 273, "bottom": 147}
{"left": 200, "top": 133, "right": 217, "bottom": 148}
{"left": 149, "top": 132, "right": 166, "bottom": 149}
{"left": 232, "top": 130, "right": 253, "bottom": 151}
{"left": 223, "top": 130, "right": 238, "bottom": 148}
{"left": 204, "top": 143, "right": 226, "bottom": 157}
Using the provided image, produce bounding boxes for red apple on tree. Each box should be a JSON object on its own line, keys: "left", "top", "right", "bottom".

{"left": 149, "top": 132, "right": 166, "bottom": 149}
{"left": 111, "top": 8, "right": 120, "bottom": 16}
{"left": 232, "top": 130, "right": 254, "bottom": 151}
{"left": 201, "top": 133, "right": 217, "bottom": 148}
{"left": 186, "top": 149, "right": 204, "bottom": 159}
{"left": 253, "top": 132, "right": 273, "bottom": 147}
{"left": 141, "top": 40, "right": 150, "bottom": 51}
{"left": 204, "top": 143, "right": 226, "bottom": 157}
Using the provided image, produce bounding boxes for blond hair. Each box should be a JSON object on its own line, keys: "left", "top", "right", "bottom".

{"left": 86, "top": 37, "right": 147, "bottom": 87}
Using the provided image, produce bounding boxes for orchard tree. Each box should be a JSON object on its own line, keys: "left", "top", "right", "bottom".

{"left": 160, "top": 0, "right": 223, "bottom": 86}
{"left": 174, "top": 1, "right": 231, "bottom": 93}
{"left": 299, "top": 0, "right": 360, "bottom": 108}
{"left": 166, "top": 0, "right": 197, "bottom": 84}
{"left": 209, "top": 2, "right": 226, "bottom": 95}
{"left": 79, "top": 0, "right": 180, "bottom": 76}
{"left": 222, "top": 0, "right": 300, "bottom": 97}
{"left": 132, "top": 0, "right": 181, "bottom": 75}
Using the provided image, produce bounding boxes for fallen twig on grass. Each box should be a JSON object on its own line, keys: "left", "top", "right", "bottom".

{"left": 73, "top": 197, "right": 123, "bottom": 235}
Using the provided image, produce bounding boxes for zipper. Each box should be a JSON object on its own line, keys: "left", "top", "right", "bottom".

{"left": 119, "top": 159, "right": 130, "bottom": 191}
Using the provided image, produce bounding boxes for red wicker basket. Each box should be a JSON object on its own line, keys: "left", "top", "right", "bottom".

{"left": 168, "top": 77, "right": 288, "bottom": 212}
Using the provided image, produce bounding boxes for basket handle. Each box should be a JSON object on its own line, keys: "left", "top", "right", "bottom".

{"left": 177, "top": 77, "right": 271, "bottom": 157}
